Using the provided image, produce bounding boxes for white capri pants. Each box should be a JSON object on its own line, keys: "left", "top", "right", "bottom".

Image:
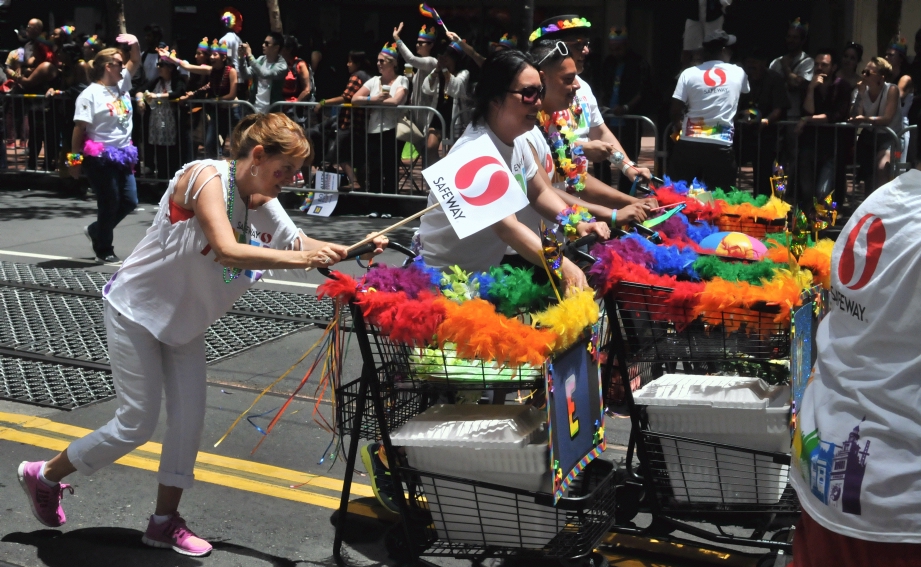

{"left": 67, "top": 302, "right": 208, "bottom": 489}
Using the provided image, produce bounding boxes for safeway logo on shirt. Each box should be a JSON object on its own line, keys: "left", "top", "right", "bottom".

{"left": 703, "top": 67, "right": 727, "bottom": 88}
{"left": 838, "top": 214, "right": 886, "bottom": 291}
{"left": 422, "top": 134, "right": 529, "bottom": 240}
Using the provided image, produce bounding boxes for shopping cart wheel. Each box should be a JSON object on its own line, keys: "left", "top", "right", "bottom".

{"left": 614, "top": 481, "right": 642, "bottom": 524}
{"left": 383, "top": 522, "right": 427, "bottom": 563}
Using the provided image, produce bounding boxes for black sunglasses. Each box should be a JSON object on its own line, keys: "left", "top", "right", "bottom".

{"left": 508, "top": 86, "right": 543, "bottom": 104}
{"left": 263, "top": 41, "right": 276, "bottom": 46}
{"left": 861, "top": 69, "right": 874, "bottom": 76}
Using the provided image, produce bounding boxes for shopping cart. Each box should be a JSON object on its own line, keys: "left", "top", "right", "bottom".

{"left": 598, "top": 279, "right": 817, "bottom": 557}
{"left": 330, "top": 246, "right": 617, "bottom": 566}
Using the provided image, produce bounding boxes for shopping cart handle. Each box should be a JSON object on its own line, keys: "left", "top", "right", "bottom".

{"left": 386, "top": 241, "right": 417, "bottom": 259}
{"left": 570, "top": 234, "right": 599, "bottom": 249}
{"left": 344, "top": 243, "right": 377, "bottom": 260}
{"left": 631, "top": 222, "right": 661, "bottom": 243}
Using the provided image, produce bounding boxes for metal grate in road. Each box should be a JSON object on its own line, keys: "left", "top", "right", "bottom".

{"left": 0, "top": 261, "right": 110, "bottom": 294}
{"left": 232, "top": 288, "right": 338, "bottom": 321}
{"left": 0, "top": 356, "right": 115, "bottom": 410}
{"left": 205, "top": 314, "right": 309, "bottom": 363}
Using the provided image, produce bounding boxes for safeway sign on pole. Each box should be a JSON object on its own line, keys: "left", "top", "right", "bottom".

{"left": 421, "top": 134, "right": 530, "bottom": 239}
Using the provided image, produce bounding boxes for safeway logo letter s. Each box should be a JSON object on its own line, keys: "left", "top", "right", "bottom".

{"left": 454, "top": 156, "right": 510, "bottom": 206}
{"left": 703, "top": 67, "right": 727, "bottom": 87}
{"left": 838, "top": 214, "right": 886, "bottom": 290}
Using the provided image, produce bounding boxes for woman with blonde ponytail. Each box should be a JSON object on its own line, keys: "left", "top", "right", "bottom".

{"left": 71, "top": 34, "right": 142, "bottom": 263}
{"left": 17, "top": 112, "right": 388, "bottom": 557}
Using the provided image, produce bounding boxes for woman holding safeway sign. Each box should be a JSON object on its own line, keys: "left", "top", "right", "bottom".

{"left": 418, "top": 50, "right": 610, "bottom": 291}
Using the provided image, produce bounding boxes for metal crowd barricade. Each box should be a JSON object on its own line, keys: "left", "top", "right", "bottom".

{"left": 896, "top": 124, "right": 918, "bottom": 174}
{"left": 267, "top": 100, "right": 446, "bottom": 201}
{"left": 774, "top": 120, "right": 901, "bottom": 211}
{"left": 0, "top": 92, "right": 74, "bottom": 175}
{"left": 602, "top": 113, "right": 663, "bottom": 178}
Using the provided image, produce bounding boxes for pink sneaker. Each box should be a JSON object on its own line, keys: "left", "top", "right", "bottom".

{"left": 17, "top": 461, "right": 74, "bottom": 528}
{"left": 142, "top": 514, "right": 213, "bottom": 557}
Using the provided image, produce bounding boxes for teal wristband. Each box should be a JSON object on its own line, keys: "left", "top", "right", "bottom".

{"left": 610, "top": 209, "right": 618, "bottom": 226}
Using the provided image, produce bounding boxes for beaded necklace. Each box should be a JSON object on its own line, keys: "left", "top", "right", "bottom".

{"left": 223, "top": 160, "right": 250, "bottom": 283}
{"left": 537, "top": 103, "right": 588, "bottom": 194}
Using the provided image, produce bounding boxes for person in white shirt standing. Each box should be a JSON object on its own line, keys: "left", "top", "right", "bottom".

{"left": 669, "top": 29, "right": 749, "bottom": 190}
{"left": 791, "top": 163, "right": 921, "bottom": 567}
{"left": 70, "top": 39, "right": 142, "bottom": 263}
{"left": 769, "top": 18, "right": 814, "bottom": 120}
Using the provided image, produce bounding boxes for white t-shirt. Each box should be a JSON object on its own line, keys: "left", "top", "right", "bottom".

{"left": 523, "top": 126, "right": 564, "bottom": 190}
{"left": 364, "top": 75, "right": 410, "bottom": 134}
{"left": 104, "top": 160, "right": 302, "bottom": 346}
{"left": 791, "top": 168, "right": 921, "bottom": 543}
{"left": 74, "top": 69, "right": 135, "bottom": 148}
{"left": 220, "top": 32, "right": 242, "bottom": 80}
{"left": 419, "top": 123, "right": 538, "bottom": 272}
{"left": 673, "top": 60, "right": 749, "bottom": 146}
{"left": 544, "top": 76, "right": 605, "bottom": 144}
{"left": 769, "top": 52, "right": 814, "bottom": 118}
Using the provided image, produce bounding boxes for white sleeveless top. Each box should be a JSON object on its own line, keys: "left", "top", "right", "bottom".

{"left": 103, "top": 160, "right": 303, "bottom": 346}
{"left": 859, "top": 84, "right": 902, "bottom": 132}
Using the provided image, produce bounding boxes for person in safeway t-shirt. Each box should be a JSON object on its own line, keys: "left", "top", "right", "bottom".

{"left": 418, "top": 49, "right": 609, "bottom": 287}
{"left": 790, "top": 164, "right": 921, "bottom": 566}
{"left": 669, "top": 29, "right": 748, "bottom": 191}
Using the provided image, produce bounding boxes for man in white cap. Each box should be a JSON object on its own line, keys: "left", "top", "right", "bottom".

{"left": 669, "top": 29, "right": 749, "bottom": 190}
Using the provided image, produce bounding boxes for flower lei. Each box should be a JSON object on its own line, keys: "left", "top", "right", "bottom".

{"left": 556, "top": 205, "right": 594, "bottom": 238}
{"left": 538, "top": 106, "right": 588, "bottom": 194}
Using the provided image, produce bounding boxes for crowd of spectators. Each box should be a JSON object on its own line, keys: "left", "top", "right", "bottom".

{"left": 0, "top": 9, "right": 918, "bottom": 210}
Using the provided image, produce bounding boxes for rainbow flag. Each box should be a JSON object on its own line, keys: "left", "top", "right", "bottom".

{"left": 419, "top": 3, "right": 443, "bottom": 26}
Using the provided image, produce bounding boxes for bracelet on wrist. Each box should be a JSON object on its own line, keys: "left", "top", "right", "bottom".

{"left": 319, "top": 99, "right": 326, "bottom": 106}
{"left": 620, "top": 158, "right": 634, "bottom": 175}
{"left": 66, "top": 153, "right": 83, "bottom": 167}
{"left": 610, "top": 209, "right": 618, "bottom": 226}
{"left": 556, "top": 205, "right": 595, "bottom": 238}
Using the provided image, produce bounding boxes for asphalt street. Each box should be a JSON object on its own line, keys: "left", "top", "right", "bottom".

{"left": 0, "top": 180, "right": 777, "bottom": 567}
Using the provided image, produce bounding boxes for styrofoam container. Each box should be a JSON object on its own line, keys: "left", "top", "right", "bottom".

{"left": 390, "top": 404, "right": 546, "bottom": 448}
{"left": 634, "top": 374, "right": 792, "bottom": 504}
{"left": 392, "top": 404, "right": 557, "bottom": 547}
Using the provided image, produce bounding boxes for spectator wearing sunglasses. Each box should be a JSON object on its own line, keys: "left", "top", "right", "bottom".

{"left": 417, "top": 49, "right": 610, "bottom": 291}
{"left": 850, "top": 57, "right": 901, "bottom": 193}
{"left": 528, "top": 15, "right": 651, "bottom": 188}
{"left": 524, "top": 41, "right": 652, "bottom": 230}
{"left": 239, "top": 32, "right": 288, "bottom": 114}
{"left": 393, "top": 21, "right": 440, "bottom": 163}
{"left": 669, "top": 29, "right": 749, "bottom": 191}
{"left": 351, "top": 43, "right": 409, "bottom": 194}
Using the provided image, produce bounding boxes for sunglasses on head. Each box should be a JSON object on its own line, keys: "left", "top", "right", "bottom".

{"left": 537, "top": 41, "right": 570, "bottom": 67}
{"left": 508, "top": 86, "right": 543, "bottom": 104}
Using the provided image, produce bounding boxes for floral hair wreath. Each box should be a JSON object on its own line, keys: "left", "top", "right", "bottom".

{"left": 529, "top": 17, "right": 591, "bottom": 43}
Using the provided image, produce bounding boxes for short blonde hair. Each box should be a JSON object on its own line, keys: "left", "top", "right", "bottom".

{"left": 229, "top": 112, "right": 310, "bottom": 161}
{"left": 90, "top": 48, "right": 122, "bottom": 82}
{"left": 868, "top": 56, "right": 893, "bottom": 81}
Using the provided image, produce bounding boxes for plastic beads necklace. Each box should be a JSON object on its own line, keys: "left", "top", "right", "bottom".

{"left": 223, "top": 160, "right": 250, "bottom": 283}
{"left": 537, "top": 104, "right": 588, "bottom": 194}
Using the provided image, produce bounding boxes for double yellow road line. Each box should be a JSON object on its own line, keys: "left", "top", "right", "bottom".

{"left": 0, "top": 411, "right": 388, "bottom": 520}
